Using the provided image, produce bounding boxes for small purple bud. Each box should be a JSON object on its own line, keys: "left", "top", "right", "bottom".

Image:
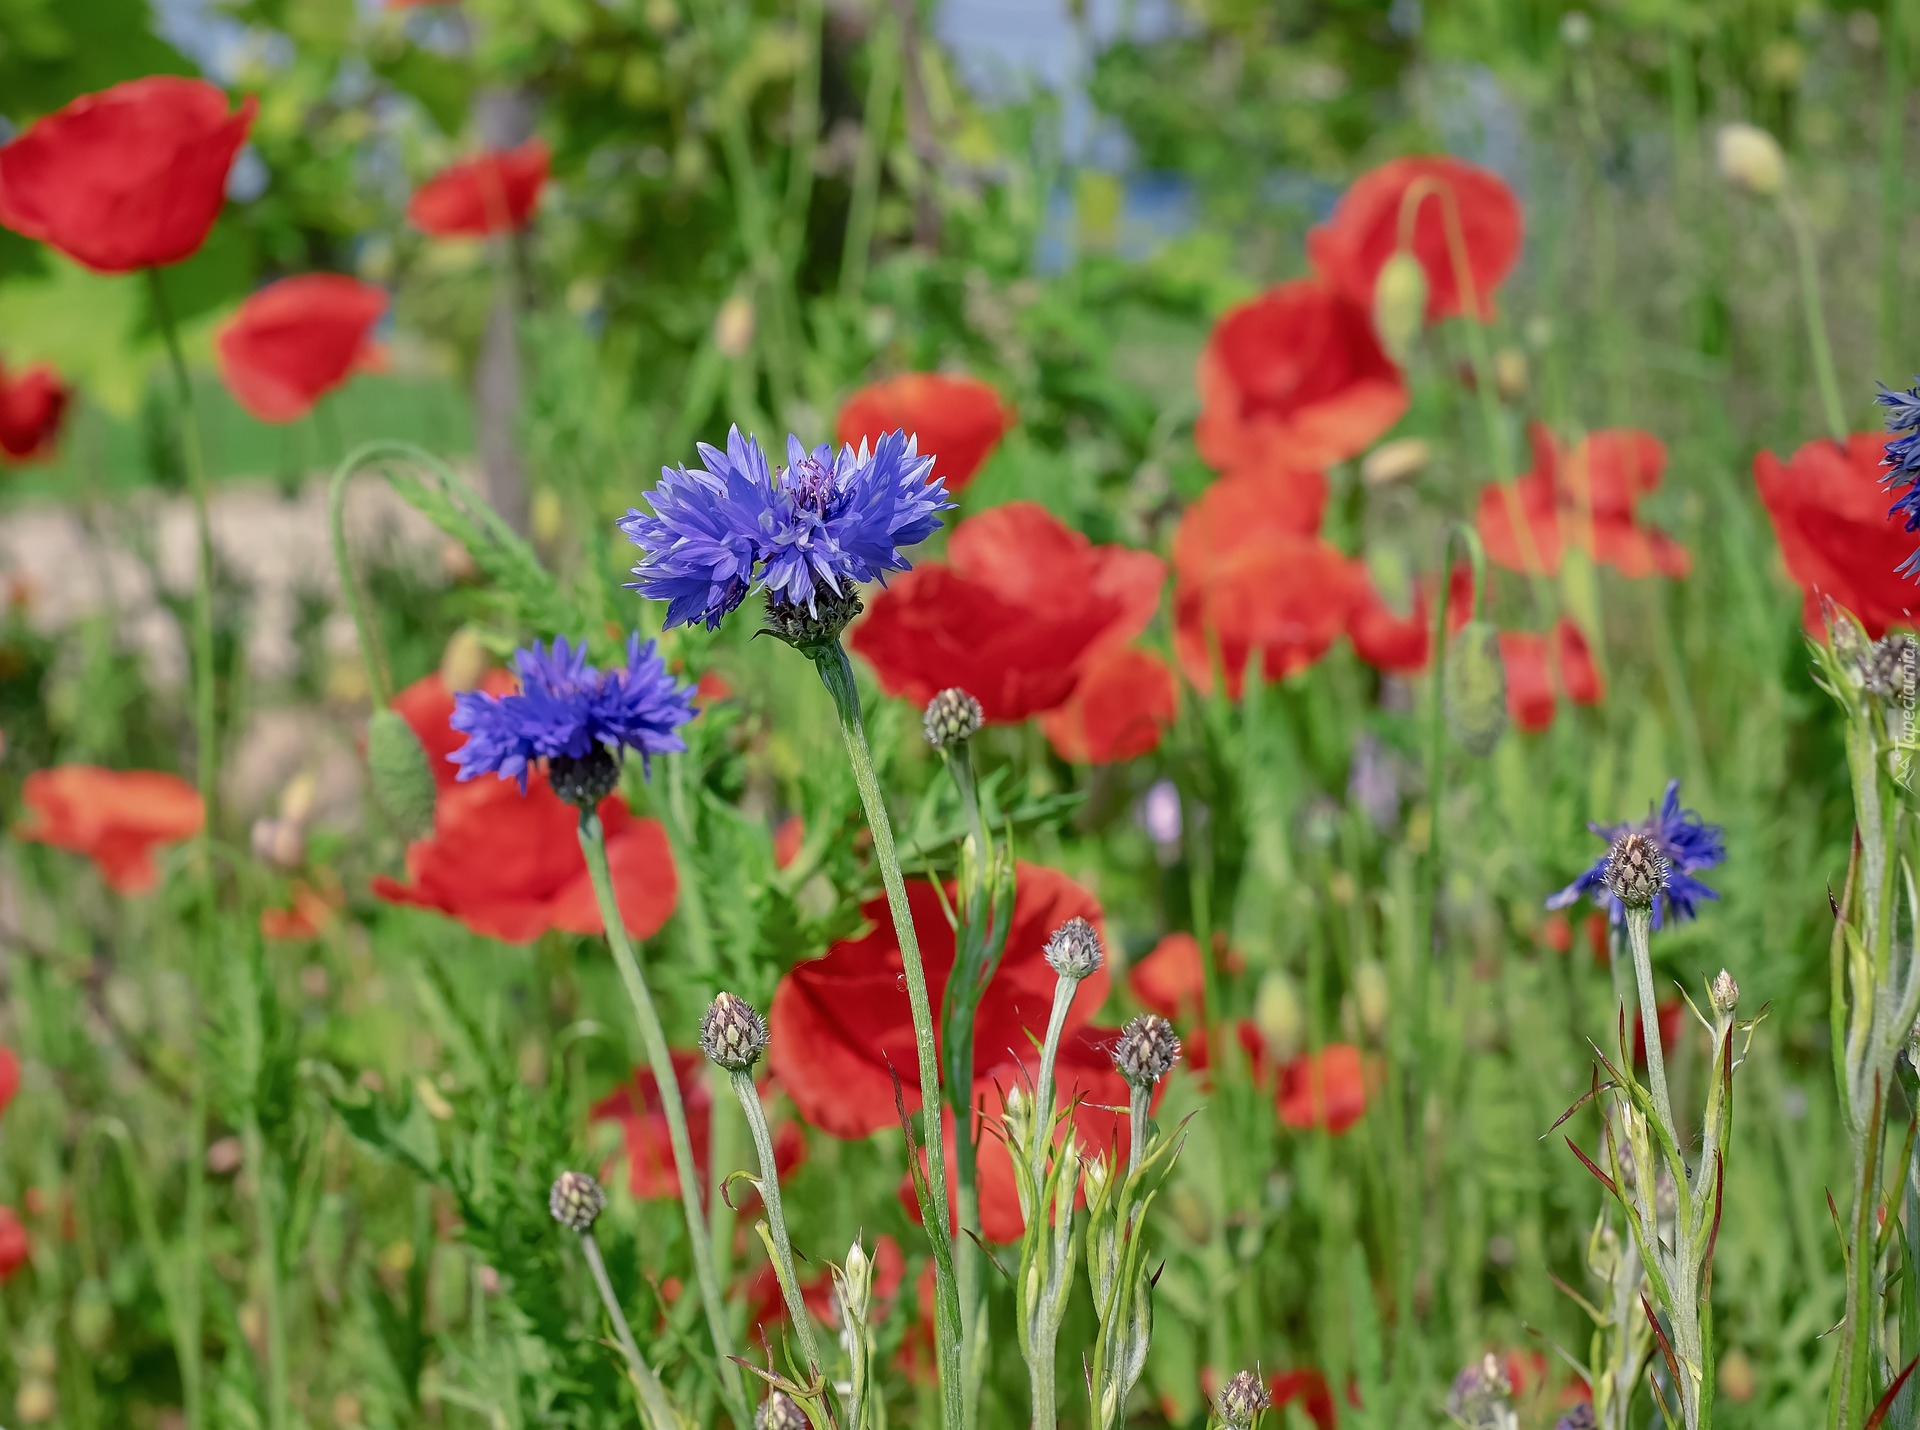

{"left": 1043, "top": 917, "right": 1103, "bottom": 982}
{"left": 549, "top": 1170, "right": 606, "bottom": 1233}
{"left": 700, "top": 991, "right": 769, "bottom": 1071}
{"left": 1112, "top": 1014, "right": 1181, "bottom": 1089}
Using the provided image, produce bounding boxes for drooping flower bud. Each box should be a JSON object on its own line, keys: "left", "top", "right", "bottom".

{"left": 366, "top": 706, "right": 438, "bottom": 841}
{"left": 755, "top": 1391, "right": 807, "bottom": 1430}
{"left": 1215, "top": 1369, "right": 1271, "bottom": 1429}
{"left": 1716, "top": 123, "right": 1786, "bottom": 197}
{"left": 700, "top": 991, "right": 769, "bottom": 1071}
{"left": 923, "top": 686, "right": 984, "bottom": 749}
{"left": 1043, "top": 916, "right": 1103, "bottom": 982}
{"left": 1709, "top": 968, "right": 1739, "bottom": 1016}
{"left": 1446, "top": 1353, "right": 1516, "bottom": 1430}
{"left": 549, "top": 1170, "right": 606, "bottom": 1233}
{"left": 1112, "top": 1014, "right": 1182, "bottom": 1089}
{"left": 1372, "top": 250, "right": 1428, "bottom": 365}
{"left": 1603, "top": 833, "right": 1669, "bottom": 910}
{"left": 1444, "top": 620, "right": 1508, "bottom": 757}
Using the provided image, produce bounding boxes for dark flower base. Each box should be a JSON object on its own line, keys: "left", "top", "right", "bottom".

{"left": 762, "top": 590, "right": 864, "bottom": 654}
{"left": 550, "top": 747, "right": 621, "bottom": 809}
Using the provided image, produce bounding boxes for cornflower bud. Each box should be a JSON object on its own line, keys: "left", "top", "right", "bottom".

{"left": 1553, "top": 1406, "right": 1597, "bottom": 1430}
{"left": 1446, "top": 1353, "right": 1515, "bottom": 1430}
{"left": 923, "top": 687, "right": 984, "bottom": 749}
{"left": 1709, "top": 968, "right": 1739, "bottom": 1016}
{"left": 1603, "top": 832, "right": 1668, "bottom": 910}
{"left": 1716, "top": 122, "right": 1786, "bottom": 198}
{"left": 1044, "top": 916, "right": 1103, "bottom": 982}
{"left": 1862, "top": 634, "right": 1917, "bottom": 701}
{"left": 841, "top": 1238, "right": 874, "bottom": 1323}
{"left": 1216, "top": 1368, "right": 1271, "bottom": 1428}
{"left": 549, "top": 1170, "right": 606, "bottom": 1233}
{"left": 1112, "top": 1014, "right": 1181, "bottom": 1089}
{"left": 755, "top": 1391, "right": 807, "bottom": 1430}
{"left": 700, "top": 991, "right": 769, "bottom": 1071}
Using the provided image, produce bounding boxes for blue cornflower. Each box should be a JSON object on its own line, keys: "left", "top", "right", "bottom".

{"left": 449, "top": 634, "right": 697, "bottom": 798}
{"left": 1877, "top": 377, "right": 1920, "bottom": 573}
{"left": 1546, "top": 779, "right": 1725, "bottom": 929}
{"left": 619, "top": 426, "right": 952, "bottom": 632}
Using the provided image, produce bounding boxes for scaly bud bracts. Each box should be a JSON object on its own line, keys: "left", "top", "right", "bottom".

{"left": 1043, "top": 916, "right": 1103, "bottom": 981}
{"left": 923, "top": 687, "right": 984, "bottom": 749}
{"left": 1709, "top": 968, "right": 1739, "bottom": 1016}
{"left": 755, "top": 1391, "right": 807, "bottom": 1430}
{"left": 549, "top": 745, "right": 621, "bottom": 810}
{"left": 1112, "top": 1014, "right": 1182, "bottom": 1089}
{"left": 549, "top": 1170, "right": 606, "bottom": 1233}
{"left": 1216, "top": 1369, "right": 1271, "bottom": 1429}
{"left": 700, "top": 991, "right": 769, "bottom": 1071}
{"left": 1603, "top": 833, "right": 1668, "bottom": 910}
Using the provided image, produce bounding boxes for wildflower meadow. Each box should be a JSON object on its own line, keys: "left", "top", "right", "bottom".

{"left": 3, "top": 1, "right": 1920, "bottom": 1427}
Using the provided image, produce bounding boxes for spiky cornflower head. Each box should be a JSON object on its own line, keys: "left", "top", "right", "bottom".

{"left": 1860, "top": 632, "right": 1918, "bottom": 701}
{"left": 1044, "top": 916, "right": 1103, "bottom": 982}
{"left": 449, "top": 634, "right": 697, "bottom": 801}
{"left": 1879, "top": 377, "right": 1920, "bottom": 573}
{"left": 1445, "top": 1353, "right": 1515, "bottom": 1430}
{"left": 620, "top": 426, "right": 952, "bottom": 633}
{"left": 1552, "top": 1406, "right": 1597, "bottom": 1430}
{"left": 756, "top": 1392, "right": 807, "bottom": 1430}
{"left": 923, "top": 686, "right": 984, "bottom": 749}
{"left": 1547, "top": 778, "right": 1725, "bottom": 930}
{"left": 548, "top": 1170, "right": 606, "bottom": 1233}
{"left": 699, "top": 991, "right": 769, "bottom": 1072}
{"left": 1710, "top": 968, "right": 1740, "bottom": 1016}
{"left": 1216, "top": 1369, "right": 1271, "bottom": 1428}
{"left": 1602, "top": 833, "right": 1668, "bottom": 910}
{"left": 1113, "top": 1014, "right": 1182, "bottom": 1089}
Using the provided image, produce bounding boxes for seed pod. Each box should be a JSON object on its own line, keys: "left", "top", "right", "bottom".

{"left": 1444, "top": 620, "right": 1507, "bottom": 757}
{"left": 366, "top": 706, "right": 438, "bottom": 841}
{"left": 1372, "top": 250, "right": 1428, "bottom": 365}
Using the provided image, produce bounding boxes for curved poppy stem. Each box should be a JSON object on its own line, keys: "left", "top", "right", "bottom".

{"left": 577, "top": 811, "right": 751, "bottom": 1430}
{"left": 728, "top": 1069, "right": 825, "bottom": 1377}
{"left": 813, "top": 640, "right": 965, "bottom": 1430}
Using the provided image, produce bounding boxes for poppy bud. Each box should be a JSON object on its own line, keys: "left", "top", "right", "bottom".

{"left": 1216, "top": 1369, "right": 1271, "bottom": 1429}
{"left": 1444, "top": 620, "right": 1508, "bottom": 757}
{"left": 1043, "top": 916, "right": 1103, "bottom": 982}
{"left": 923, "top": 686, "right": 984, "bottom": 749}
{"left": 756, "top": 1392, "right": 807, "bottom": 1430}
{"left": 440, "top": 626, "right": 491, "bottom": 694}
{"left": 1254, "top": 972, "right": 1304, "bottom": 1061}
{"left": 1112, "top": 1014, "right": 1181, "bottom": 1089}
{"left": 700, "top": 991, "right": 769, "bottom": 1072}
{"left": 1354, "top": 959, "right": 1390, "bottom": 1040}
{"left": 1493, "top": 347, "right": 1528, "bottom": 402}
{"left": 1361, "top": 436, "right": 1431, "bottom": 486}
{"left": 1446, "top": 1353, "right": 1515, "bottom": 1430}
{"left": 1372, "top": 250, "right": 1428, "bottom": 365}
{"left": 548, "top": 1170, "right": 606, "bottom": 1233}
{"left": 1604, "top": 833, "right": 1668, "bottom": 910}
{"left": 1709, "top": 968, "right": 1739, "bottom": 1016}
{"left": 366, "top": 706, "right": 438, "bottom": 842}
{"left": 549, "top": 746, "right": 621, "bottom": 811}
{"left": 1716, "top": 123, "right": 1786, "bottom": 198}
{"left": 715, "top": 295, "right": 756, "bottom": 360}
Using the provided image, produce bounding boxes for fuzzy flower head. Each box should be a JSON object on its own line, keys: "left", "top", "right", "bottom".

{"left": 1547, "top": 778, "right": 1725, "bottom": 930}
{"left": 449, "top": 634, "right": 698, "bottom": 797}
{"left": 620, "top": 426, "right": 952, "bottom": 632}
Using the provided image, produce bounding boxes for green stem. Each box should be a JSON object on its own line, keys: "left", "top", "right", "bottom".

{"left": 811, "top": 641, "right": 963, "bottom": 1430}
{"left": 327, "top": 456, "right": 394, "bottom": 708}
{"left": 100, "top": 1120, "right": 203, "bottom": 1430}
{"left": 1623, "top": 908, "right": 1678, "bottom": 1145}
{"left": 1126, "top": 1085, "right": 1150, "bottom": 1181}
{"left": 578, "top": 813, "right": 751, "bottom": 1429}
{"left": 839, "top": 15, "right": 900, "bottom": 302}
{"left": 581, "top": 1229, "right": 681, "bottom": 1429}
{"left": 1030, "top": 976, "right": 1082, "bottom": 1187}
{"left": 243, "top": 1120, "right": 289, "bottom": 1430}
{"left": 1782, "top": 193, "right": 1850, "bottom": 443}
{"left": 1881, "top": 0, "right": 1910, "bottom": 381}
{"left": 729, "top": 1069, "right": 824, "bottom": 1376}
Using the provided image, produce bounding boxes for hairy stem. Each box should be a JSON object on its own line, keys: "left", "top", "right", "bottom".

{"left": 581, "top": 1230, "right": 681, "bottom": 1429}
{"left": 730, "top": 1070, "right": 824, "bottom": 1376}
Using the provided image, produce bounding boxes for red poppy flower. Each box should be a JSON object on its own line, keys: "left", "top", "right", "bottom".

{"left": 19, "top": 766, "right": 204, "bottom": 894}
{"left": 1129, "top": 932, "right": 1207, "bottom": 1022}
{"left": 745, "top": 1231, "right": 906, "bottom": 1336}
{"left": 1270, "top": 1368, "right": 1340, "bottom": 1430}
{"left": 216, "top": 274, "right": 388, "bottom": 423}
{"left": 1194, "top": 279, "right": 1408, "bottom": 476}
{"left": 773, "top": 814, "right": 805, "bottom": 870}
{"left": 1345, "top": 564, "right": 1476, "bottom": 676}
{"left": 392, "top": 668, "right": 518, "bottom": 791}
{"left": 768, "top": 861, "right": 1109, "bottom": 1139}
{"left": 1554, "top": 618, "right": 1603, "bottom": 706}
{"left": 1499, "top": 631, "right": 1557, "bottom": 733}
{"left": 591, "top": 1051, "right": 805, "bottom": 1201}
{"left": 1173, "top": 530, "right": 1363, "bottom": 698}
{"left": 0, "top": 1206, "right": 27, "bottom": 1281}
{"left": 0, "top": 77, "right": 254, "bottom": 273}
{"left": 372, "top": 774, "right": 677, "bottom": 943}
{"left": 1477, "top": 426, "right": 1689, "bottom": 580}
{"left": 1039, "top": 645, "right": 1178, "bottom": 764}
{"left": 1307, "top": 155, "right": 1523, "bottom": 323}
{"left": 852, "top": 502, "right": 1163, "bottom": 721}
{"left": 408, "top": 141, "right": 549, "bottom": 238}
{"left": 260, "top": 881, "right": 338, "bottom": 942}
{"left": 0, "top": 360, "right": 68, "bottom": 463}
{"left": 1755, "top": 434, "right": 1919, "bottom": 636}
{"left": 1171, "top": 470, "right": 1331, "bottom": 582}
{"left": 1277, "top": 1043, "right": 1368, "bottom": 1134}
{"left": 0, "top": 1047, "right": 17, "bottom": 1119}
{"left": 835, "top": 373, "right": 1012, "bottom": 493}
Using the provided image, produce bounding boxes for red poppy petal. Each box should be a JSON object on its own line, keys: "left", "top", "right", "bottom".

{"left": 835, "top": 373, "right": 1012, "bottom": 493}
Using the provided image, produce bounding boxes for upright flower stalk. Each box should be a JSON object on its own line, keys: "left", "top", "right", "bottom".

{"left": 551, "top": 1171, "right": 682, "bottom": 1430}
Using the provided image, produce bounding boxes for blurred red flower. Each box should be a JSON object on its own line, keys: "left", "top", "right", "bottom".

{"left": 0, "top": 1206, "right": 27, "bottom": 1281}
{"left": 1477, "top": 426, "right": 1689, "bottom": 580}
{"left": 1129, "top": 932, "right": 1207, "bottom": 1023}
{"left": 372, "top": 775, "right": 677, "bottom": 943}
{"left": 260, "top": 880, "right": 338, "bottom": 942}
{"left": 1270, "top": 1368, "right": 1341, "bottom": 1430}
{"left": 1195, "top": 279, "right": 1407, "bottom": 476}
{"left": 19, "top": 765, "right": 203, "bottom": 894}
{"left": 1633, "top": 999, "right": 1687, "bottom": 1069}
{"left": 216, "top": 274, "right": 387, "bottom": 423}
{"left": 0, "top": 77, "right": 254, "bottom": 273}
{"left": 1347, "top": 578, "right": 1431, "bottom": 674}
{"left": 773, "top": 813, "right": 805, "bottom": 870}
{"left": 1554, "top": 618, "right": 1604, "bottom": 706}
{"left": 1308, "top": 155, "right": 1523, "bottom": 323}
{"left": 1172, "top": 469, "right": 1330, "bottom": 574}
{"left": 835, "top": 373, "right": 1012, "bottom": 493}
{"left": 1755, "top": 434, "right": 1918, "bottom": 636}
{"left": 1499, "top": 618, "right": 1605, "bottom": 733}
{"left": 852, "top": 502, "right": 1163, "bottom": 721}
{"left": 1278, "top": 1043, "right": 1368, "bottom": 1133}
{"left": 392, "top": 668, "right": 519, "bottom": 791}
{"left": 408, "top": 141, "right": 549, "bottom": 237}
{"left": 1039, "top": 645, "right": 1178, "bottom": 764}
{"left": 768, "top": 861, "right": 1109, "bottom": 1139}
{"left": 592, "top": 1051, "right": 805, "bottom": 1200}
{"left": 0, "top": 1046, "right": 17, "bottom": 1119}
{"left": 1173, "top": 529, "right": 1362, "bottom": 698}
{"left": 746, "top": 1231, "right": 905, "bottom": 1337}
{"left": 0, "top": 360, "right": 68, "bottom": 463}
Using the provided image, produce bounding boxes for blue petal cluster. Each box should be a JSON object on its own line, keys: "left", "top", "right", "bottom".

{"left": 449, "top": 634, "right": 698, "bottom": 790}
{"left": 1878, "top": 377, "right": 1920, "bottom": 576}
{"left": 619, "top": 426, "right": 952, "bottom": 630}
{"left": 1546, "top": 779, "right": 1725, "bottom": 930}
